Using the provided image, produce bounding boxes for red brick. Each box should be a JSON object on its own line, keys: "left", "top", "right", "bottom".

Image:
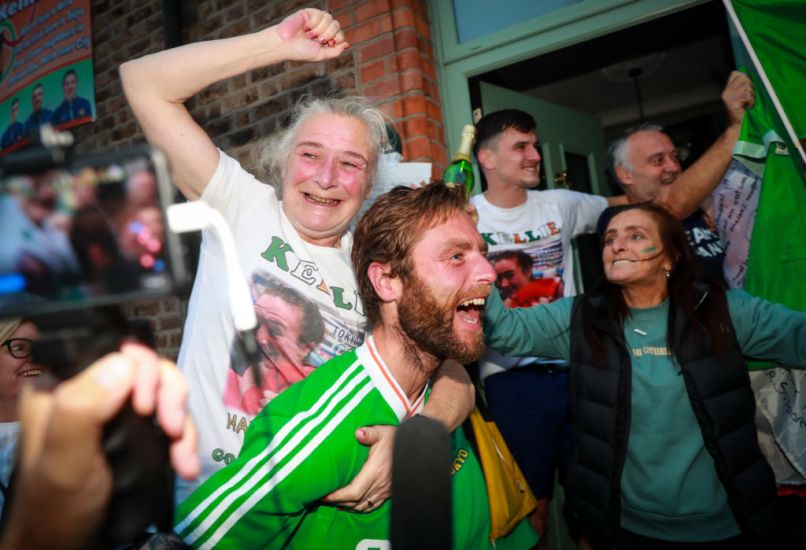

{"left": 425, "top": 98, "right": 441, "bottom": 120}
{"left": 360, "top": 59, "right": 387, "bottom": 83}
{"left": 223, "top": 88, "right": 259, "bottom": 111}
{"left": 355, "top": 0, "right": 391, "bottom": 23}
{"left": 329, "top": 0, "right": 359, "bottom": 11}
{"left": 434, "top": 140, "right": 448, "bottom": 165}
{"left": 411, "top": 0, "right": 429, "bottom": 18}
{"left": 230, "top": 75, "right": 248, "bottom": 92}
{"left": 379, "top": 102, "right": 395, "bottom": 118}
{"left": 359, "top": 36, "right": 395, "bottom": 62}
{"left": 332, "top": 11, "right": 354, "bottom": 27}
{"left": 400, "top": 69, "right": 423, "bottom": 93}
{"left": 427, "top": 119, "right": 441, "bottom": 142}
{"left": 392, "top": 6, "right": 416, "bottom": 29}
{"left": 346, "top": 18, "right": 383, "bottom": 44}
{"left": 403, "top": 115, "right": 429, "bottom": 139}
{"left": 387, "top": 98, "right": 405, "bottom": 118}
{"left": 128, "top": 299, "right": 161, "bottom": 317}
{"left": 422, "top": 76, "right": 438, "bottom": 100}
{"left": 430, "top": 160, "right": 443, "bottom": 181}
{"left": 414, "top": 14, "right": 431, "bottom": 39}
{"left": 337, "top": 72, "right": 358, "bottom": 92}
{"left": 363, "top": 75, "right": 401, "bottom": 98}
{"left": 168, "top": 332, "right": 182, "bottom": 349}
{"left": 404, "top": 135, "right": 432, "bottom": 161}
{"left": 158, "top": 314, "right": 183, "bottom": 331}
{"left": 422, "top": 58, "right": 437, "bottom": 80}
{"left": 397, "top": 49, "right": 421, "bottom": 71}
{"left": 402, "top": 94, "right": 426, "bottom": 116}
{"left": 379, "top": 13, "right": 394, "bottom": 33}
{"left": 390, "top": 0, "right": 415, "bottom": 10}
{"left": 393, "top": 28, "right": 417, "bottom": 50}
{"left": 277, "top": 63, "right": 325, "bottom": 89}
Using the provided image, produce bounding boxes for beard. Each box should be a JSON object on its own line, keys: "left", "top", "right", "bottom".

{"left": 396, "top": 272, "right": 486, "bottom": 367}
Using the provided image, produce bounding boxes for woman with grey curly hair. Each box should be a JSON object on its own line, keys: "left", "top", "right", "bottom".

{"left": 261, "top": 95, "right": 389, "bottom": 198}
{"left": 120, "top": 7, "right": 475, "bottom": 512}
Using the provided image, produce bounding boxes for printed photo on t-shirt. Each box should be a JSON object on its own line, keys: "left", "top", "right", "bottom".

{"left": 223, "top": 271, "right": 365, "bottom": 415}
{"left": 489, "top": 248, "right": 565, "bottom": 309}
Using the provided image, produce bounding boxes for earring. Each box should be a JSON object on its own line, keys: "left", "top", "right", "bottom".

{"left": 665, "top": 270, "right": 671, "bottom": 279}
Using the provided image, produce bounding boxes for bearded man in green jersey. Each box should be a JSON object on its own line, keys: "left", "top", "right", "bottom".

{"left": 174, "top": 182, "right": 538, "bottom": 549}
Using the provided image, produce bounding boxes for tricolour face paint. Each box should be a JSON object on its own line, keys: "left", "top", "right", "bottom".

{"left": 641, "top": 246, "right": 658, "bottom": 254}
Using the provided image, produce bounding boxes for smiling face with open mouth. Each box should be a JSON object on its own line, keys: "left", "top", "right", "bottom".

{"left": 397, "top": 211, "right": 496, "bottom": 365}
{"left": 281, "top": 112, "right": 373, "bottom": 248}
{"left": 0, "top": 321, "right": 44, "bottom": 421}
{"left": 618, "top": 130, "right": 682, "bottom": 203}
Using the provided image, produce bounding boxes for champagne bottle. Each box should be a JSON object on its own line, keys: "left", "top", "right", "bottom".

{"left": 443, "top": 124, "right": 476, "bottom": 196}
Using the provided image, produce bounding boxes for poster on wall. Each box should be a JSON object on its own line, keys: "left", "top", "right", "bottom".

{"left": 0, "top": 0, "right": 94, "bottom": 154}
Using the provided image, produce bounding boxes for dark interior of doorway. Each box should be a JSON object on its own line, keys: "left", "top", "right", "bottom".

{"left": 469, "top": 1, "right": 735, "bottom": 291}
{"left": 470, "top": 0, "right": 735, "bottom": 195}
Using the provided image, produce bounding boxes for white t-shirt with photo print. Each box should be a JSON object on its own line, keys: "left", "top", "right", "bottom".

{"left": 175, "top": 151, "right": 366, "bottom": 504}
{"left": 472, "top": 189, "right": 606, "bottom": 379}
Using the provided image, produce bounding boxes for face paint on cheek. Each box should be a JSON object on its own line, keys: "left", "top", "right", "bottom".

{"left": 640, "top": 246, "right": 658, "bottom": 254}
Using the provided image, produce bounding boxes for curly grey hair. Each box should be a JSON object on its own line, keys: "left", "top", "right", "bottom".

{"left": 260, "top": 95, "right": 391, "bottom": 198}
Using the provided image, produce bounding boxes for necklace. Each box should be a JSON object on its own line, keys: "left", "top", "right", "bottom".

{"left": 632, "top": 303, "right": 666, "bottom": 336}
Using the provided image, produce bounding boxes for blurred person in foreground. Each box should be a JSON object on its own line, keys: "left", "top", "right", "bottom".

{"left": 0, "top": 319, "right": 45, "bottom": 519}
{"left": 120, "top": 7, "right": 473, "bottom": 508}
{"left": 485, "top": 202, "right": 806, "bottom": 549}
{"left": 0, "top": 172, "right": 81, "bottom": 297}
{"left": 174, "top": 182, "right": 537, "bottom": 549}
{"left": 0, "top": 343, "right": 199, "bottom": 549}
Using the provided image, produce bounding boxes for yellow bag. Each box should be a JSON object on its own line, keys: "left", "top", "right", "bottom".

{"left": 468, "top": 407, "right": 538, "bottom": 540}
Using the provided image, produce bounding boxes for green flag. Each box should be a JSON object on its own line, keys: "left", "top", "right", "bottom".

{"left": 723, "top": 0, "right": 806, "bottom": 482}
{"left": 726, "top": 0, "right": 806, "bottom": 161}
{"left": 738, "top": 78, "right": 806, "bottom": 310}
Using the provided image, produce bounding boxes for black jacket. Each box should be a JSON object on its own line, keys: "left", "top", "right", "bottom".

{"left": 564, "top": 284, "right": 776, "bottom": 548}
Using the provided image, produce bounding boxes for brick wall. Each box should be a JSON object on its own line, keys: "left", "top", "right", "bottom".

{"left": 332, "top": 0, "right": 448, "bottom": 172}
{"left": 75, "top": 0, "right": 445, "bottom": 358}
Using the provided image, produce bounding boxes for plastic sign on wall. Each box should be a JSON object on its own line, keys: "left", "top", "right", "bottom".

{"left": 0, "top": 0, "right": 95, "bottom": 154}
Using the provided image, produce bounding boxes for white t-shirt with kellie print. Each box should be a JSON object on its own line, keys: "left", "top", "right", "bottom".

{"left": 471, "top": 189, "right": 606, "bottom": 380}
{"left": 175, "top": 151, "right": 366, "bottom": 504}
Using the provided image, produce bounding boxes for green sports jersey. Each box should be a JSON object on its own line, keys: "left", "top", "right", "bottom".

{"left": 175, "top": 336, "right": 536, "bottom": 549}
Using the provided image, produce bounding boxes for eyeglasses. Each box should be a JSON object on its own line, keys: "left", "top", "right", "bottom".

{"left": 1, "top": 338, "right": 33, "bottom": 359}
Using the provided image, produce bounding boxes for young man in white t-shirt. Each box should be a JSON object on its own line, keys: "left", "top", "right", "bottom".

{"left": 471, "top": 109, "right": 625, "bottom": 547}
{"left": 120, "top": 8, "right": 474, "bottom": 508}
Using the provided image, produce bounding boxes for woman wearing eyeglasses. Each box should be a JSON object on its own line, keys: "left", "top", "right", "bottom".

{"left": 0, "top": 319, "right": 44, "bottom": 518}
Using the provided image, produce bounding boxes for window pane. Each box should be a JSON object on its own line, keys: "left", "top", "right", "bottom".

{"left": 453, "top": 0, "right": 584, "bottom": 43}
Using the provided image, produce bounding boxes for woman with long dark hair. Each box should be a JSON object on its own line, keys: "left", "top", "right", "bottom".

{"left": 484, "top": 202, "right": 806, "bottom": 549}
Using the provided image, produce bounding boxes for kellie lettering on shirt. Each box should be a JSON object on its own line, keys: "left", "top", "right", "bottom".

{"left": 260, "top": 235, "right": 364, "bottom": 315}
{"left": 480, "top": 222, "right": 561, "bottom": 246}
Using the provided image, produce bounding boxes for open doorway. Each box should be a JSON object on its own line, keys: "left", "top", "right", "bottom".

{"left": 470, "top": 0, "right": 734, "bottom": 294}
{"left": 471, "top": 1, "right": 734, "bottom": 193}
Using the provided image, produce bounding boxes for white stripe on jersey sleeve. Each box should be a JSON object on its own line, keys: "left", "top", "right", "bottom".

{"left": 205, "top": 380, "right": 376, "bottom": 548}
{"left": 178, "top": 358, "right": 369, "bottom": 544}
